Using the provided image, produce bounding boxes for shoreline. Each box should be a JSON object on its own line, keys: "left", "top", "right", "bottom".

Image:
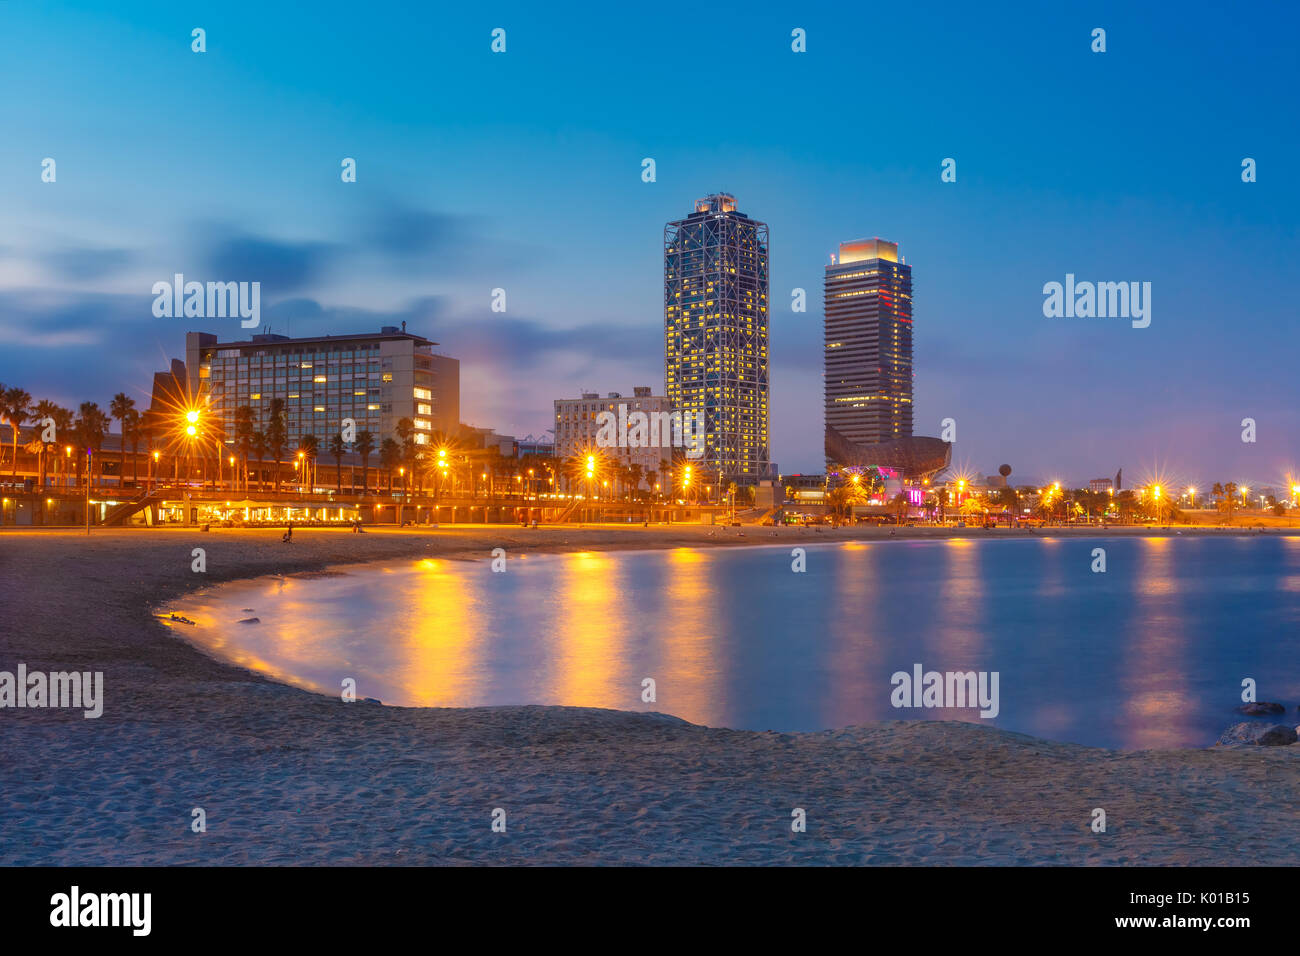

{"left": 3, "top": 526, "right": 1299, "bottom": 865}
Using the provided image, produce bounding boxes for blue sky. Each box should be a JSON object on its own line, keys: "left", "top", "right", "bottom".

{"left": 1, "top": 0, "right": 1297, "bottom": 487}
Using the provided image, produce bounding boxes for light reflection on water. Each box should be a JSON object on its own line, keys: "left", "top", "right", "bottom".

{"left": 177, "top": 536, "right": 1300, "bottom": 748}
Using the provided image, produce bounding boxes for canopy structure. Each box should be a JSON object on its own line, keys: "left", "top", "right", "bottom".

{"left": 825, "top": 425, "right": 952, "bottom": 483}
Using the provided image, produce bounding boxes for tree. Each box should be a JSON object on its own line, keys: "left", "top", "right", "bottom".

{"left": 32, "top": 400, "right": 68, "bottom": 489}
{"left": 329, "top": 433, "right": 345, "bottom": 492}
{"left": 74, "top": 402, "right": 110, "bottom": 488}
{"left": 379, "top": 437, "right": 400, "bottom": 493}
{"left": 2, "top": 386, "right": 32, "bottom": 478}
{"left": 297, "top": 434, "right": 319, "bottom": 490}
{"left": 265, "top": 399, "right": 287, "bottom": 491}
{"left": 138, "top": 410, "right": 160, "bottom": 488}
{"left": 109, "top": 392, "right": 135, "bottom": 488}
{"left": 234, "top": 406, "right": 256, "bottom": 492}
{"left": 395, "top": 417, "right": 417, "bottom": 492}
{"left": 1219, "top": 482, "right": 1238, "bottom": 524}
{"left": 250, "top": 430, "right": 268, "bottom": 491}
{"left": 355, "top": 429, "right": 375, "bottom": 493}
{"left": 123, "top": 409, "right": 142, "bottom": 487}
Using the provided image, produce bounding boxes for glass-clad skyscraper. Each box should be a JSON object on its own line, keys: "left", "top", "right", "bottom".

{"left": 824, "top": 238, "right": 913, "bottom": 457}
{"left": 664, "top": 193, "right": 770, "bottom": 484}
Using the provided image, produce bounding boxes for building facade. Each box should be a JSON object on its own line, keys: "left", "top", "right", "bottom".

{"left": 664, "top": 193, "right": 770, "bottom": 485}
{"left": 554, "top": 387, "right": 673, "bottom": 490}
{"left": 186, "top": 327, "right": 459, "bottom": 449}
{"left": 824, "top": 238, "right": 913, "bottom": 458}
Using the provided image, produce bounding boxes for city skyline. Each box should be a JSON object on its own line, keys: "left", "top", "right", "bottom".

{"left": 1, "top": 2, "right": 1297, "bottom": 482}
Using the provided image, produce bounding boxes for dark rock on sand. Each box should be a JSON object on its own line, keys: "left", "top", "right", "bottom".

{"left": 1238, "top": 701, "right": 1286, "bottom": 715}
{"left": 1217, "top": 722, "right": 1297, "bottom": 746}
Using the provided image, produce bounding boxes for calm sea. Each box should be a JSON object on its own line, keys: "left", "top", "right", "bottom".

{"left": 177, "top": 535, "right": 1300, "bottom": 748}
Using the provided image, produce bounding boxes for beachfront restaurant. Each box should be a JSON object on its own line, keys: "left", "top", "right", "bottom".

{"left": 138, "top": 496, "right": 362, "bottom": 527}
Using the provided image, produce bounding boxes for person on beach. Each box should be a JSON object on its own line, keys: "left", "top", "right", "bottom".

{"left": 282, "top": 521, "right": 293, "bottom": 543}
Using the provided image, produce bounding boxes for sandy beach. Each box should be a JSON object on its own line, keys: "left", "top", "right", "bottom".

{"left": 2, "top": 524, "right": 1298, "bottom": 865}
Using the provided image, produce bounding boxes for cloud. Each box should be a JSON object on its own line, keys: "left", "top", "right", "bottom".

{"left": 45, "top": 246, "right": 136, "bottom": 281}
{"left": 200, "top": 233, "right": 337, "bottom": 294}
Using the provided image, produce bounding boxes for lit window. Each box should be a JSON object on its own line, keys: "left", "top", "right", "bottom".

{"left": 413, "top": 386, "right": 430, "bottom": 399}
{"left": 382, "top": 373, "right": 394, "bottom": 383}
{"left": 314, "top": 375, "right": 327, "bottom": 383}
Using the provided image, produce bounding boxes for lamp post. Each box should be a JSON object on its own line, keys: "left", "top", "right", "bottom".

{"left": 84, "top": 448, "right": 91, "bottom": 536}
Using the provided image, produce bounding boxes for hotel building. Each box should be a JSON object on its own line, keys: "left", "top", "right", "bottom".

{"left": 664, "top": 193, "right": 770, "bottom": 485}
{"left": 824, "top": 238, "right": 913, "bottom": 456}
{"left": 554, "top": 387, "right": 673, "bottom": 490}
{"left": 185, "top": 327, "right": 459, "bottom": 448}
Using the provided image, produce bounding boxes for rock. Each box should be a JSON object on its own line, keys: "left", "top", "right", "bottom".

{"left": 361, "top": 697, "right": 382, "bottom": 705}
{"left": 236, "top": 617, "right": 260, "bottom": 624}
{"left": 1238, "top": 701, "right": 1286, "bottom": 715}
{"left": 1217, "top": 722, "right": 1297, "bottom": 746}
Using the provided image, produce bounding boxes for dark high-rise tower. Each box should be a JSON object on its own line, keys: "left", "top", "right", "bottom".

{"left": 824, "top": 238, "right": 913, "bottom": 459}
{"left": 664, "top": 193, "right": 770, "bottom": 483}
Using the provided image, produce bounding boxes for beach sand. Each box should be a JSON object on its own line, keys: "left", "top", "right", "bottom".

{"left": 1, "top": 524, "right": 1297, "bottom": 865}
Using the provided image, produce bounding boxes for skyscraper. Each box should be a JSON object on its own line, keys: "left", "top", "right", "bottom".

{"left": 664, "top": 193, "right": 770, "bottom": 484}
{"left": 824, "top": 238, "right": 913, "bottom": 458}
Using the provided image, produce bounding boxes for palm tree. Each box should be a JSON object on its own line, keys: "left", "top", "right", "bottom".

{"left": 395, "top": 417, "right": 417, "bottom": 492}
{"left": 329, "top": 432, "right": 345, "bottom": 492}
{"left": 1220, "top": 482, "right": 1238, "bottom": 524}
{"left": 122, "top": 409, "right": 142, "bottom": 487}
{"left": 379, "top": 437, "right": 400, "bottom": 493}
{"left": 31, "top": 400, "right": 64, "bottom": 489}
{"left": 265, "top": 399, "right": 287, "bottom": 491}
{"left": 297, "top": 434, "right": 319, "bottom": 490}
{"left": 2, "top": 386, "right": 32, "bottom": 478}
{"left": 109, "top": 393, "right": 135, "bottom": 489}
{"left": 892, "top": 491, "right": 910, "bottom": 525}
{"left": 250, "top": 430, "right": 268, "bottom": 491}
{"left": 75, "top": 402, "right": 110, "bottom": 488}
{"left": 138, "top": 410, "right": 160, "bottom": 489}
{"left": 355, "top": 430, "right": 375, "bottom": 493}
{"left": 234, "top": 406, "right": 256, "bottom": 492}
